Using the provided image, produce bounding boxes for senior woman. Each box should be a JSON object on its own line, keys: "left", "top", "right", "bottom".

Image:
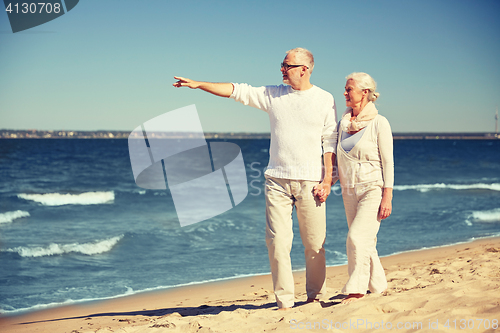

{"left": 336, "top": 72, "right": 394, "bottom": 304}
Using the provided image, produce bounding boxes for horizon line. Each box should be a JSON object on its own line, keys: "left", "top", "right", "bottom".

{"left": 1, "top": 128, "right": 499, "bottom": 135}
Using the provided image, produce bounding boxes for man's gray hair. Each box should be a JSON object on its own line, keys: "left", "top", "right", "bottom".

{"left": 286, "top": 47, "right": 314, "bottom": 72}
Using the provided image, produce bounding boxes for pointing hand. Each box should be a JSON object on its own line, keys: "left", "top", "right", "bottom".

{"left": 173, "top": 76, "right": 200, "bottom": 89}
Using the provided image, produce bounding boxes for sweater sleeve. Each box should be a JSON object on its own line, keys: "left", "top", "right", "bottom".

{"left": 378, "top": 117, "right": 394, "bottom": 188}
{"left": 321, "top": 97, "right": 338, "bottom": 154}
{"left": 230, "top": 83, "right": 271, "bottom": 112}
{"left": 332, "top": 121, "right": 340, "bottom": 155}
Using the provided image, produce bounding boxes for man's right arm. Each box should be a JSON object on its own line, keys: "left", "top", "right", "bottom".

{"left": 173, "top": 76, "right": 234, "bottom": 98}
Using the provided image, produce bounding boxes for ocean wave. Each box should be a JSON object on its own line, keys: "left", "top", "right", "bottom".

{"left": 0, "top": 210, "right": 30, "bottom": 224}
{"left": 4, "top": 235, "right": 123, "bottom": 257}
{"left": 394, "top": 183, "right": 500, "bottom": 192}
{"left": 468, "top": 208, "right": 500, "bottom": 223}
{"left": 17, "top": 191, "right": 115, "bottom": 206}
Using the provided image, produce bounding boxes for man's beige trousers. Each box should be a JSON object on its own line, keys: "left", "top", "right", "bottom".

{"left": 265, "top": 175, "right": 327, "bottom": 309}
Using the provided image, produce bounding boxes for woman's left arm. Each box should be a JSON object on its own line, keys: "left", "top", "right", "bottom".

{"left": 378, "top": 117, "right": 394, "bottom": 219}
{"left": 379, "top": 187, "right": 393, "bottom": 219}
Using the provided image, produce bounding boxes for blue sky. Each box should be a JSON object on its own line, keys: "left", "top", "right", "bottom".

{"left": 1, "top": 0, "right": 499, "bottom": 133}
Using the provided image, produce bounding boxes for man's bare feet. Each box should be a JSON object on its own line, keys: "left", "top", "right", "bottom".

{"left": 277, "top": 307, "right": 291, "bottom": 311}
{"left": 340, "top": 293, "right": 364, "bottom": 304}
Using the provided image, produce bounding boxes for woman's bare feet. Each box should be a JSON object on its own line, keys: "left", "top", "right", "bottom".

{"left": 340, "top": 293, "right": 364, "bottom": 304}
{"left": 306, "top": 297, "right": 319, "bottom": 303}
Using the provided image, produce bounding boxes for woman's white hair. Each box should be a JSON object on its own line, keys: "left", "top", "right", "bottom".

{"left": 286, "top": 47, "right": 314, "bottom": 72}
{"left": 346, "top": 72, "right": 380, "bottom": 102}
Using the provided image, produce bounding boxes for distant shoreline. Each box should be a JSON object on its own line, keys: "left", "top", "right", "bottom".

{"left": 1, "top": 129, "right": 499, "bottom": 140}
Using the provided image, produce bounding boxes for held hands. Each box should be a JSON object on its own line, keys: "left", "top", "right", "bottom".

{"left": 173, "top": 76, "right": 200, "bottom": 89}
{"left": 313, "top": 180, "right": 332, "bottom": 203}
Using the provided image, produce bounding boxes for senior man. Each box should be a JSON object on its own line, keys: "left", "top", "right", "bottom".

{"left": 173, "top": 47, "right": 337, "bottom": 309}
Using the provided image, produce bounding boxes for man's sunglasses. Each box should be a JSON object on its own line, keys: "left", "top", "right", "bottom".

{"left": 281, "top": 63, "right": 309, "bottom": 71}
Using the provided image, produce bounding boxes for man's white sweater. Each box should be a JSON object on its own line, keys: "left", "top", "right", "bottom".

{"left": 230, "top": 83, "right": 337, "bottom": 181}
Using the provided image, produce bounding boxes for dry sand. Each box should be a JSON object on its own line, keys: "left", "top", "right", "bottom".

{"left": 1, "top": 237, "right": 499, "bottom": 333}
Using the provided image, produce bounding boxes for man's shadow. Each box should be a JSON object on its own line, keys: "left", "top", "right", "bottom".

{"left": 15, "top": 295, "right": 348, "bottom": 326}
{"left": 16, "top": 302, "right": 278, "bottom": 326}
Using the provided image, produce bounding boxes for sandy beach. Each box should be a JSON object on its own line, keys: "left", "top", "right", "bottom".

{"left": 1, "top": 237, "right": 499, "bottom": 333}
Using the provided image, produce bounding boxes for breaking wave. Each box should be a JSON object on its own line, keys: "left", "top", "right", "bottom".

{"left": 394, "top": 183, "right": 500, "bottom": 192}
{"left": 18, "top": 191, "right": 115, "bottom": 206}
{"left": 4, "top": 235, "right": 123, "bottom": 257}
{"left": 0, "top": 210, "right": 30, "bottom": 224}
{"left": 468, "top": 208, "right": 500, "bottom": 224}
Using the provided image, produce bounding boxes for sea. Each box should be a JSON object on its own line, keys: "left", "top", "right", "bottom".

{"left": 1, "top": 138, "right": 500, "bottom": 314}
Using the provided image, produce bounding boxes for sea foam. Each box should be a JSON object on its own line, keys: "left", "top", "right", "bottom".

{"left": 18, "top": 191, "right": 115, "bottom": 206}
{"left": 0, "top": 210, "right": 30, "bottom": 224}
{"left": 4, "top": 235, "right": 123, "bottom": 257}
{"left": 394, "top": 183, "right": 500, "bottom": 192}
{"left": 469, "top": 208, "right": 500, "bottom": 223}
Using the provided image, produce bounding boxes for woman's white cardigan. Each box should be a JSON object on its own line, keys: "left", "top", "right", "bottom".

{"left": 336, "top": 115, "right": 394, "bottom": 188}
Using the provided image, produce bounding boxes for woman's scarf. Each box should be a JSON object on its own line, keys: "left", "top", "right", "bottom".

{"left": 340, "top": 101, "right": 378, "bottom": 133}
